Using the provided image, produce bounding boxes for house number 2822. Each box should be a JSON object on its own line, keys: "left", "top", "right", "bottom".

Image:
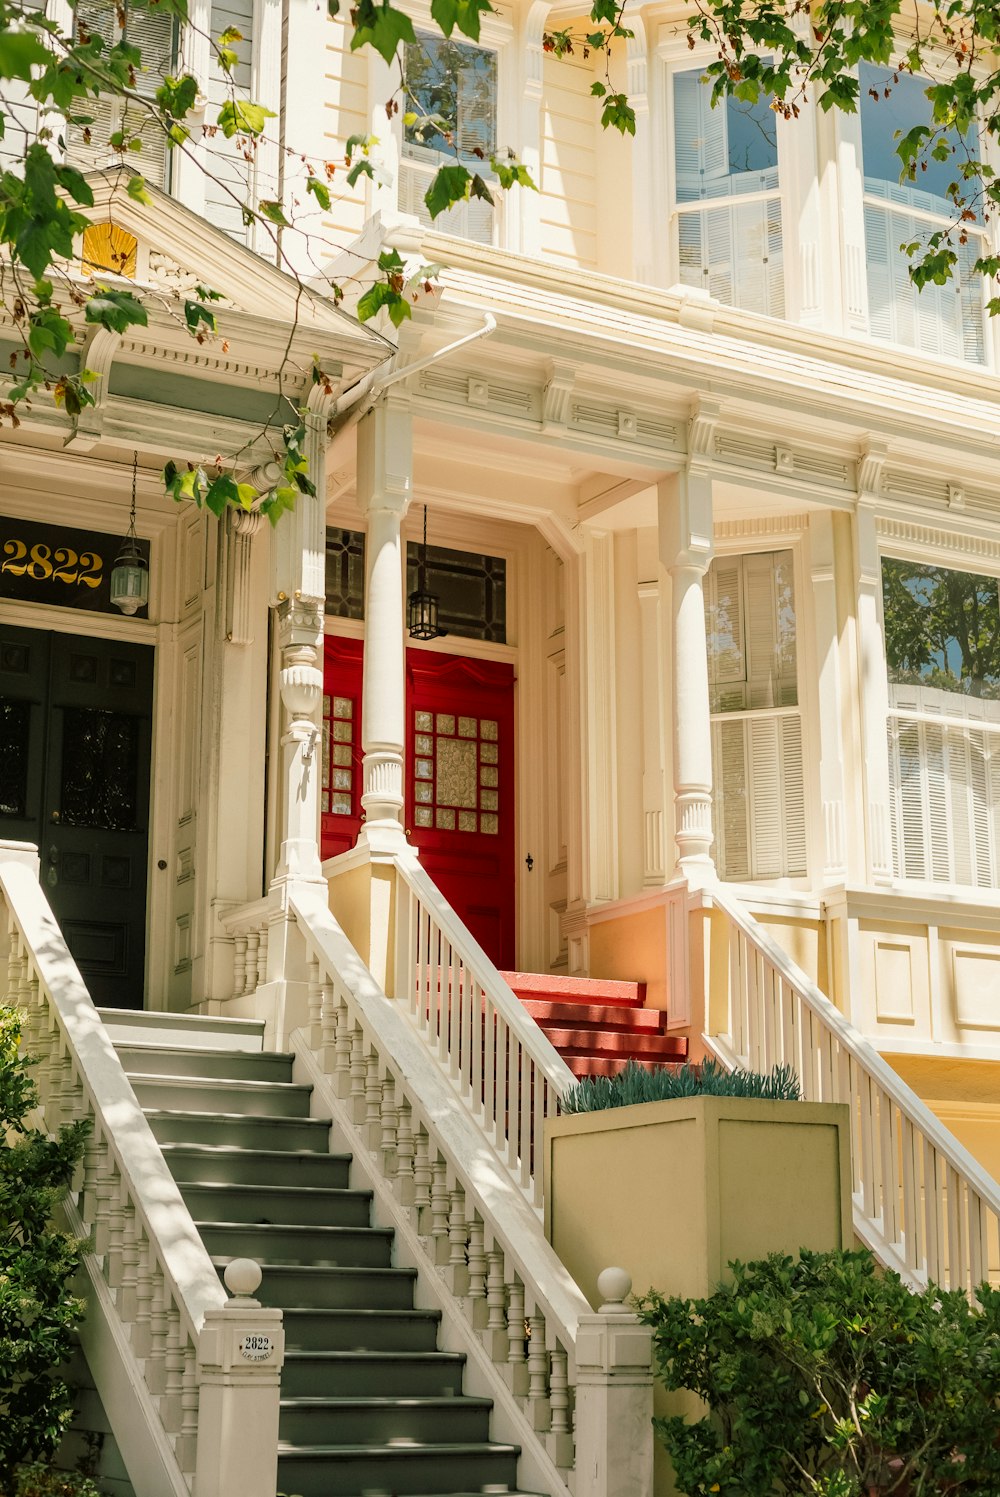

{"left": 1, "top": 538, "right": 103, "bottom": 587}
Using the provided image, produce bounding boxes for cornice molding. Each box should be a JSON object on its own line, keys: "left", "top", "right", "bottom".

{"left": 876, "top": 516, "right": 1000, "bottom": 563}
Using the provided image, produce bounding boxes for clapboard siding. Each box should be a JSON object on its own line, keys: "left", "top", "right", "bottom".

{"left": 320, "top": 16, "right": 370, "bottom": 242}
{"left": 205, "top": 0, "right": 255, "bottom": 238}
{"left": 540, "top": 38, "right": 598, "bottom": 268}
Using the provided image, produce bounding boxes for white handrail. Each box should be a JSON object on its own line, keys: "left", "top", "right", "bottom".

{"left": 1, "top": 857, "right": 226, "bottom": 1333}
{"left": 708, "top": 884, "right": 1000, "bottom": 1291}
{"left": 392, "top": 851, "right": 575, "bottom": 1207}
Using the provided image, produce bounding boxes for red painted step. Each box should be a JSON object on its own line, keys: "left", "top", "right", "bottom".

{"left": 502, "top": 971, "right": 688, "bottom": 1076}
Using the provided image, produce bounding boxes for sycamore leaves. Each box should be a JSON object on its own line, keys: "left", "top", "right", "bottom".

{"left": 163, "top": 423, "right": 317, "bottom": 525}
{"left": 543, "top": 0, "right": 636, "bottom": 134}
{"left": 357, "top": 246, "right": 439, "bottom": 327}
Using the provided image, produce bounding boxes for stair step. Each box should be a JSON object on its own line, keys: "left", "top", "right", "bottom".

{"left": 97, "top": 1008, "right": 264, "bottom": 1052}
{"left": 522, "top": 998, "right": 668, "bottom": 1033}
{"left": 198, "top": 1221, "right": 392, "bottom": 1267}
{"left": 502, "top": 971, "right": 646, "bottom": 1008}
{"left": 564, "top": 1053, "right": 687, "bottom": 1078}
{"left": 131, "top": 1075, "right": 313, "bottom": 1118}
{"left": 160, "top": 1143, "right": 352, "bottom": 1189}
{"left": 116, "top": 1044, "right": 294, "bottom": 1084}
{"left": 282, "top": 1351, "right": 466, "bottom": 1398}
{"left": 540, "top": 1028, "right": 687, "bottom": 1058}
{"left": 275, "top": 1441, "right": 520, "bottom": 1497}
{"left": 280, "top": 1308, "right": 441, "bottom": 1352}
{"left": 145, "top": 1111, "right": 331, "bottom": 1151}
{"left": 179, "top": 1182, "right": 372, "bottom": 1227}
{"left": 279, "top": 1395, "right": 493, "bottom": 1446}
{"left": 212, "top": 1259, "right": 417, "bottom": 1310}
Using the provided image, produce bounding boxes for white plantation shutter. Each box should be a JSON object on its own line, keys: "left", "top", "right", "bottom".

{"left": 713, "top": 719, "right": 750, "bottom": 879}
{"left": 0, "top": 0, "right": 44, "bottom": 170}
{"left": 67, "top": 0, "right": 174, "bottom": 188}
{"left": 889, "top": 713, "right": 1000, "bottom": 887}
{"left": 399, "top": 35, "right": 496, "bottom": 245}
{"left": 673, "top": 68, "right": 728, "bottom": 196}
{"left": 706, "top": 555, "right": 746, "bottom": 711}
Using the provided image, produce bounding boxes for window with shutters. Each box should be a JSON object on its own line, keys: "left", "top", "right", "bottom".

{"left": 882, "top": 556, "right": 1000, "bottom": 886}
{"left": 400, "top": 34, "right": 497, "bottom": 244}
{"left": 67, "top": 0, "right": 177, "bottom": 190}
{"left": 705, "top": 549, "right": 806, "bottom": 881}
{"left": 671, "top": 66, "right": 784, "bottom": 318}
{"left": 860, "top": 64, "right": 984, "bottom": 363}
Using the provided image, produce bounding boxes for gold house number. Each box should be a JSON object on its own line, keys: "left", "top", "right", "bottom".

{"left": 1, "top": 538, "right": 104, "bottom": 587}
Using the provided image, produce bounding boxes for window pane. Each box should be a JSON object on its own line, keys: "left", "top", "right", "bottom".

{"left": 705, "top": 550, "right": 797, "bottom": 713}
{"left": 882, "top": 558, "right": 1000, "bottom": 704}
{"left": 860, "top": 65, "right": 978, "bottom": 215}
{"left": 405, "top": 542, "right": 506, "bottom": 642}
{"left": 325, "top": 528, "right": 365, "bottom": 619}
{"left": 673, "top": 68, "right": 778, "bottom": 204}
{"left": 404, "top": 35, "right": 496, "bottom": 159}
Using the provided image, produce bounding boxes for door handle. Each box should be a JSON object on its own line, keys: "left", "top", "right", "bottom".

{"left": 46, "top": 844, "right": 58, "bottom": 888}
{"left": 47, "top": 845, "right": 59, "bottom": 864}
{"left": 50, "top": 810, "right": 60, "bottom": 824}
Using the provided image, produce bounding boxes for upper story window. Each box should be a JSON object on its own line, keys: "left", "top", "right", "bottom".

{"left": 400, "top": 34, "right": 497, "bottom": 244}
{"left": 672, "top": 67, "right": 784, "bottom": 318}
{"left": 67, "top": 1, "right": 176, "bottom": 190}
{"left": 882, "top": 557, "right": 1000, "bottom": 710}
{"left": 860, "top": 64, "right": 984, "bottom": 363}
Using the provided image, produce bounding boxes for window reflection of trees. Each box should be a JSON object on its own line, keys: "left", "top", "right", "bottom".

{"left": 882, "top": 558, "right": 1000, "bottom": 699}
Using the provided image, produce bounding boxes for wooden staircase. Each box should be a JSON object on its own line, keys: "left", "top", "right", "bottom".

{"left": 501, "top": 972, "right": 688, "bottom": 1078}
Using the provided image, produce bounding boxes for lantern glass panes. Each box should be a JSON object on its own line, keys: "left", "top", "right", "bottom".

{"left": 111, "top": 453, "right": 149, "bottom": 616}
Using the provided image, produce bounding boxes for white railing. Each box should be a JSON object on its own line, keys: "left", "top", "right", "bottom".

{"left": 0, "top": 846, "right": 281, "bottom": 1497}
{"left": 392, "top": 850, "right": 576, "bottom": 1208}
{"left": 708, "top": 884, "right": 1000, "bottom": 1293}
{"left": 286, "top": 882, "right": 591, "bottom": 1495}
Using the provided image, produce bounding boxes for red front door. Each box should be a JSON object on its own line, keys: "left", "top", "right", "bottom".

{"left": 407, "top": 652, "right": 515, "bottom": 969}
{"left": 321, "top": 639, "right": 516, "bottom": 967}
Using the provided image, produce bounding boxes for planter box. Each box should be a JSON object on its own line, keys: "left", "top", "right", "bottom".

{"left": 544, "top": 1094, "right": 852, "bottom": 1308}
{"left": 544, "top": 1095, "right": 852, "bottom": 1497}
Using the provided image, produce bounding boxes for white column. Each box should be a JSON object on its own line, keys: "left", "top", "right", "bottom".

{"left": 637, "top": 574, "right": 667, "bottom": 884}
{"left": 659, "top": 470, "right": 715, "bottom": 883}
{"left": 581, "top": 528, "right": 619, "bottom": 904}
{"left": 270, "top": 387, "right": 331, "bottom": 886}
{"left": 517, "top": 2, "right": 551, "bottom": 257}
{"left": 809, "top": 511, "right": 848, "bottom": 882}
{"left": 854, "top": 502, "right": 893, "bottom": 883}
{"left": 356, "top": 399, "right": 412, "bottom": 852}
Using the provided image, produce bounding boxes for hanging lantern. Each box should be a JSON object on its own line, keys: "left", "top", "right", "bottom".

{"left": 110, "top": 451, "right": 149, "bottom": 616}
{"left": 407, "top": 504, "right": 442, "bottom": 640}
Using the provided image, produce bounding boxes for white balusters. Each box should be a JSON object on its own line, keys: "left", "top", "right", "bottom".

{"left": 380, "top": 1076, "right": 399, "bottom": 1166}
{"left": 506, "top": 1279, "right": 528, "bottom": 1395}
{"left": 307, "top": 954, "right": 323, "bottom": 1048}
{"left": 527, "top": 1313, "right": 551, "bottom": 1430}
{"left": 485, "top": 1250, "right": 509, "bottom": 1360}
{"left": 413, "top": 1129, "right": 432, "bottom": 1224}
{"left": 430, "top": 1159, "right": 450, "bottom": 1265}
{"left": 233, "top": 934, "right": 247, "bottom": 1000}
{"left": 256, "top": 927, "right": 269, "bottom": 988}
{"left": 467, "top": 1217, "right": 487, "bottom": 1322}
{"left": 395, "top": 1095, "right": 415, "bottom": 1204}
{"left": 364, "top": 1054, "right": 382, "bottom": 1149}
{"left": 548, "top": 1346, "right": 573, "bottom": 1467}
{"left": 448, "top": 1186, "right": 469, "bottom": 1294}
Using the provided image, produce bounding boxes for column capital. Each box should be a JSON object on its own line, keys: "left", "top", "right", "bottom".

{"left": 658, "top": 470, "right": 714, "bottom": 575}
{"left": 357, "top": 400, "right": 413, "bottom": 519}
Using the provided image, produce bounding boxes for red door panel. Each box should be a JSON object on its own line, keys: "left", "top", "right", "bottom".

{"left": 407, "top": 652, "right": 515, "bottom": 970}
{"left": 321, "top": 636, "right": 364, "bottom": 859}
{"left": 321, "top": 638, "right": 515, "bottom": 968}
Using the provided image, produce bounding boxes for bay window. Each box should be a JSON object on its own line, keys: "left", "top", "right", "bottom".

{"left": 883, "top": 557, "right": 1000, "bottom": 886}
{"left": 672, "top": 67, "right": 784, "bottom": 317}
{"left": 400, "top": 34, "right": 498, "bottom": 244}
{"left": 705, "top": 549, "right": 805, "bottom": 880}
{"left": 860, "top": 64, "right": 985, "bottom": 363}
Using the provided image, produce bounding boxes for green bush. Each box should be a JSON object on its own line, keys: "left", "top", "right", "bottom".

{"left": 560, "top": 1057, "right": 800, "bottom": 1114}
{"left": 8, "top": 1464, "right": 102, "bottom": 1497}
{"left": 0, "top": 1008, "right": 89, "bottom": 1489}
{"left": 635, "top": 1249, "right": 1000, "bottom": 1496}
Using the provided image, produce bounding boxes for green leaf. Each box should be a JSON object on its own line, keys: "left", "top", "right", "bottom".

{"left": 84, "top": 287, "right": 149, "bottom": 334}
{"left": 590, "top": 80, "right": 606, "bottom": 96}
{"left": 204, "top": 473, "right": 239, "bottom": 516}
{"left": 126, "top": 173, "right": 153, "bottom": 205}
{"left": 0, "top": 26, "right": 50, "bottom": 81}
{"left": 183, "top": 299, "right": 217, "bottom": 335}
{"left": 306, "top": 175, "right": 332, "bottom": 210}
{"left": 327, "top": 0, "right": 340, "bottom": 15}
{"left": 156, "top": 73, "right": 199, "bottom": 121}
{"left": 491, "top": 157, "right": 537, "bottom": 192}
{"left": 346, "top": 158, "right": 374, "bottom": 187}
{"left": 350, "top": 0, "right": 416, "bottom": 65}
{"left": 600, "top": 91, "right": 636, "bottom": 136}
{"left": 216, "top": 98, "right": 275, "bottom": 138}
{"left": 258, "top": 198, "right": 289, "bottom": 226}
{"left": 469, "top": 173, "right": 493, "bottom": 204}
{"left": 424, "top": 163, "right": 471, "bottom": 218}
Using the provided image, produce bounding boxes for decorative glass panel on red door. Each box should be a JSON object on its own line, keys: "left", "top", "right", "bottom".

{"left": 407, "top": 652, "right": 515, "bottom": 968}
{"left": 321, "top": 636, "right": 364, "bottom": 860}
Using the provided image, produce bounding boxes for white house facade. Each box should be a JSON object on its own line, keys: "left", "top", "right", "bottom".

{"left": 4, "top": 1, "right": 1000, "bottom": 1494}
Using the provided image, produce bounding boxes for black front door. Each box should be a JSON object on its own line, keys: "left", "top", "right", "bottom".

{"left": 0, "top": 622, "right": 153, "bottom": 1008}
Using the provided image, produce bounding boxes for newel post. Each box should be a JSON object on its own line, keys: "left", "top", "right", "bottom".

{"left": 194, "top": 1259, "right": 285, "bottom": 1497}
{"left": 573, "top": 1268, "right": 655, "bottom": 1497}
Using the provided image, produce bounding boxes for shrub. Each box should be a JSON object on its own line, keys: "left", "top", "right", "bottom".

{"left": 635, "top": 1249, "right": 1000, "bottom": 1496}
{"left": 560, "top": 1057, "right": 800, "bottom": 1114}
{"left": 0, "top": 1008, "right": 89, "bottom": 1489}
{"left": 8, "top": 1464, "right": 102, "bottom": 1497}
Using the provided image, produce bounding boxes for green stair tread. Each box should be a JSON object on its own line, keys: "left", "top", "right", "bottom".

{"left": 196, "top": 1220, "right": 392, "bottom": 1237}
{"left": 279, "top": 1396, "right": 493, "bottom": 1410}
{"left": 144, "top": 1108, "right": 330, "bottom": 1126}
{"left": 161, "top": 1143, "right": 351, "bottom": 1161}
{"left": 180, "top": 1183, "right": 371, "bottom": 1201}
{"left": 209, "top": 1256, "right": 416, "bottom": 1280}
{"left": 284, "top": 1351, "right": 461, "bottom": 1363}
{"left": 277, "top": 1442, "right": 519, "bottom": 1457}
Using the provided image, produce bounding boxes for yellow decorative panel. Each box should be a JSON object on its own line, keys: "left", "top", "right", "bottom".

{"left": 436, "top": 737, "right": 477, "bottom": 808}
{"left": 873, "top": 941, "right": 915, "bottom": 1024}
{"left": 953, "top": 948, "right": 1000, "bottom": 1030}
{"left": 82, "top": 221, "right": 138, "bottom": 279}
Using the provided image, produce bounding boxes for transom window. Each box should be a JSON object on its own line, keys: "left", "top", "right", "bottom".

{"left": 672, "top": 67, "right": 784, "bottom": 317}
{"left": 404, "top": 543, "right": 506, "bottom": 643}
{"left": 883, "top": 558, "right": 1000, "bottom": 887}
{"left": 860, "top": 64, "right": 984, "bottom": 363}
{"left": 705, "top": 549, "right": 805, "bottom": 880}
{"left": 400, "top": 34, "right": 497, "bottom": 244}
